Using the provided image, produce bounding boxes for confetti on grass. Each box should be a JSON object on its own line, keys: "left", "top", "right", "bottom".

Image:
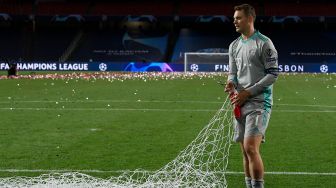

{"left": 0, "top": 72, "right": 228, "bottom": 81}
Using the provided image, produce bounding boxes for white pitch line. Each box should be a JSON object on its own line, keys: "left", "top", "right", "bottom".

{"left": 227, "top": 171, "right": 336, "bottom": 176}
{"left": 0, "top": 100, "right": 223, "bottom": 104}
{"left": 1, "top": 100, "right": 336, "bottom": 108}
{"left": 273, "top": 109, "right": 336, "bottom": 113}
{"left": 276, "top": 103, "right": 336, "bottom": 108}
{"left": 0, "top": 107, "right": 218, "bottom": 112}
{"left": 0, "top": 107, "right": 336, "bottom": 113}
{"left": 0, "top": 169, "right": 335, "bottom": 176}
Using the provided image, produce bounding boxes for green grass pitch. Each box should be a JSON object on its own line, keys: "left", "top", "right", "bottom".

{"left": 0, "top": 72, "right": 335, "bottom": 187}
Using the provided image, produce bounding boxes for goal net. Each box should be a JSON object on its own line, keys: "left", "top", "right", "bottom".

{"left": 184, "top": 52, "right": 229, "bottom": 72}
{"left": 0, "top": 95, "right": 234, "bottom": 188}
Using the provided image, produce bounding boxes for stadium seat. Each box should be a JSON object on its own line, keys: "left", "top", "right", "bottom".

{"left": 91, "top": 2, "right": 174, "bottom": 16}
{"left": 178, "top": 2, "right": 235, "bottom": 16}
{"left": 265, "top": 2, "right": 336, "bottom": 16}
{"left": 0, "top": 2, "right": 32, "bottom": 15}
{"left": 37, "top": 2, "right": 89, "bottom": 15}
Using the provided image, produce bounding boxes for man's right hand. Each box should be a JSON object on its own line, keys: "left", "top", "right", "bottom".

{"left": 224, "top": 82, "right": 234, "bottom": 93}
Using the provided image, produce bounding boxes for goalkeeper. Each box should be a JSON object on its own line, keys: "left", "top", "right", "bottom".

{"left": 225, "top": 4, "right": 278, "bottom": 188}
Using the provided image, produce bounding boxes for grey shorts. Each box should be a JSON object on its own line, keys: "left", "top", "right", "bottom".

{"left": 233, "top": 101, "right": 272, "bottom": 143}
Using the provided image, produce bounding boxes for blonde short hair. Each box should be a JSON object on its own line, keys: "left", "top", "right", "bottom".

{"left": 234, "top": 4, "right": 256, "bottom": 22}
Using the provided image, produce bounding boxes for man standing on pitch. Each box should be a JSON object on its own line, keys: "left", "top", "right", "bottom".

{"left": 225, "top": 4, "right": 278, "bottom": 188}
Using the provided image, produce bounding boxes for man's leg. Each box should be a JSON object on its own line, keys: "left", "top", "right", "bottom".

{"left": 244, "top": 135, "right": 264, "bottom": 188}
{"left": 240, "top": 142, "right": 252, "bottom": 188}
{"left": 243, "top": 103, "right": 271, "bottom": 188}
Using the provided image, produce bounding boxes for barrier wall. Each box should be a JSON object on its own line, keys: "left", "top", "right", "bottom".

{"left": 1, "top": 62, "right": 335, "bottom": 73}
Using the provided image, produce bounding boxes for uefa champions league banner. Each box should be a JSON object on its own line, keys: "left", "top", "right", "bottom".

{"left": 0, "top": 62, "right": 184, "bottom": 72}
{"left": 185, "top": 63, "right": 336, "bottom": 73}
{"left": 0, "top": 62, "right": 335, "bottom": 73}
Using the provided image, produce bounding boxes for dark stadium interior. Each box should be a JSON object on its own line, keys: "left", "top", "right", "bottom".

{"left": 1, "top": 0, "right": 336, "bottom": 64}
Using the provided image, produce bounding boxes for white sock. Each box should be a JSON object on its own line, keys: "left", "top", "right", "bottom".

{"left": 245, "top": 177, "right": 252, "bottom": 188}
{"left": 252, "top": 179, "right": 264, "bottom": 188}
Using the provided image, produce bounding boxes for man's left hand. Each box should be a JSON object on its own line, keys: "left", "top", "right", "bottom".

{"left": 232, "top": 90, "right": 251, "bottom": 106}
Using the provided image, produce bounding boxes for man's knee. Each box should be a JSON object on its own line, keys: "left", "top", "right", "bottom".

{"left": 244, "top": 136, "right": 262, "bottom": 157}
{"left": 244, "top": 143, "right": 259, "bottom": 157}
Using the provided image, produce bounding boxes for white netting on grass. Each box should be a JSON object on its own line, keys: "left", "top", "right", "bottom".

{"left": 0, "top": 96, "right": 234, "bottom": 188}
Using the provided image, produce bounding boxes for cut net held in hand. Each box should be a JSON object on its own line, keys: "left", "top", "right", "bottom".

{"left": 0, "top": 96, "right": 234, "bottom": 188}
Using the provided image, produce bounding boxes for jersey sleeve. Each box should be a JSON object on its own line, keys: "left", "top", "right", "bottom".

{"left": 262, "top": 40, "right": 279, "bottom": 71}
{"left": 227, "top": 42, "right": 238, "bottom": 86}
{"left": 246, "top": 40, "right": 279, "bottom": 96}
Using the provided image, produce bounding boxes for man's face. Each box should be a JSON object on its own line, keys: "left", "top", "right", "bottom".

{"left": 233, "top": 10, "right": 250, "bottom": 33}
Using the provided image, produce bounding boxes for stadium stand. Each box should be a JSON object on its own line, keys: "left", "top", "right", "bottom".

{"left": 264, "top": 2, "right": 336, "bottom": 16}
{"left": 90, "top": 2, "right": 174, "bottom": 16}
{"left": 0, "top": 1, "right": 33, "bottom": 15}
{"left": 178, "top": 2, "right": 247, "bottom": 16}
{"left": 31, "top": 27, "right": 79, "bottom": 61}
{"left": 0, "top": 0, "right": 335, "bottom": 64}
{"left": 36, "top": 2, "right": 89, "bottom": 16}
{"left": 0, "top": 27, "right": 25, "bottom": 60}
{"left": 70, "top": 28, "right": 169, "bottom": 62}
